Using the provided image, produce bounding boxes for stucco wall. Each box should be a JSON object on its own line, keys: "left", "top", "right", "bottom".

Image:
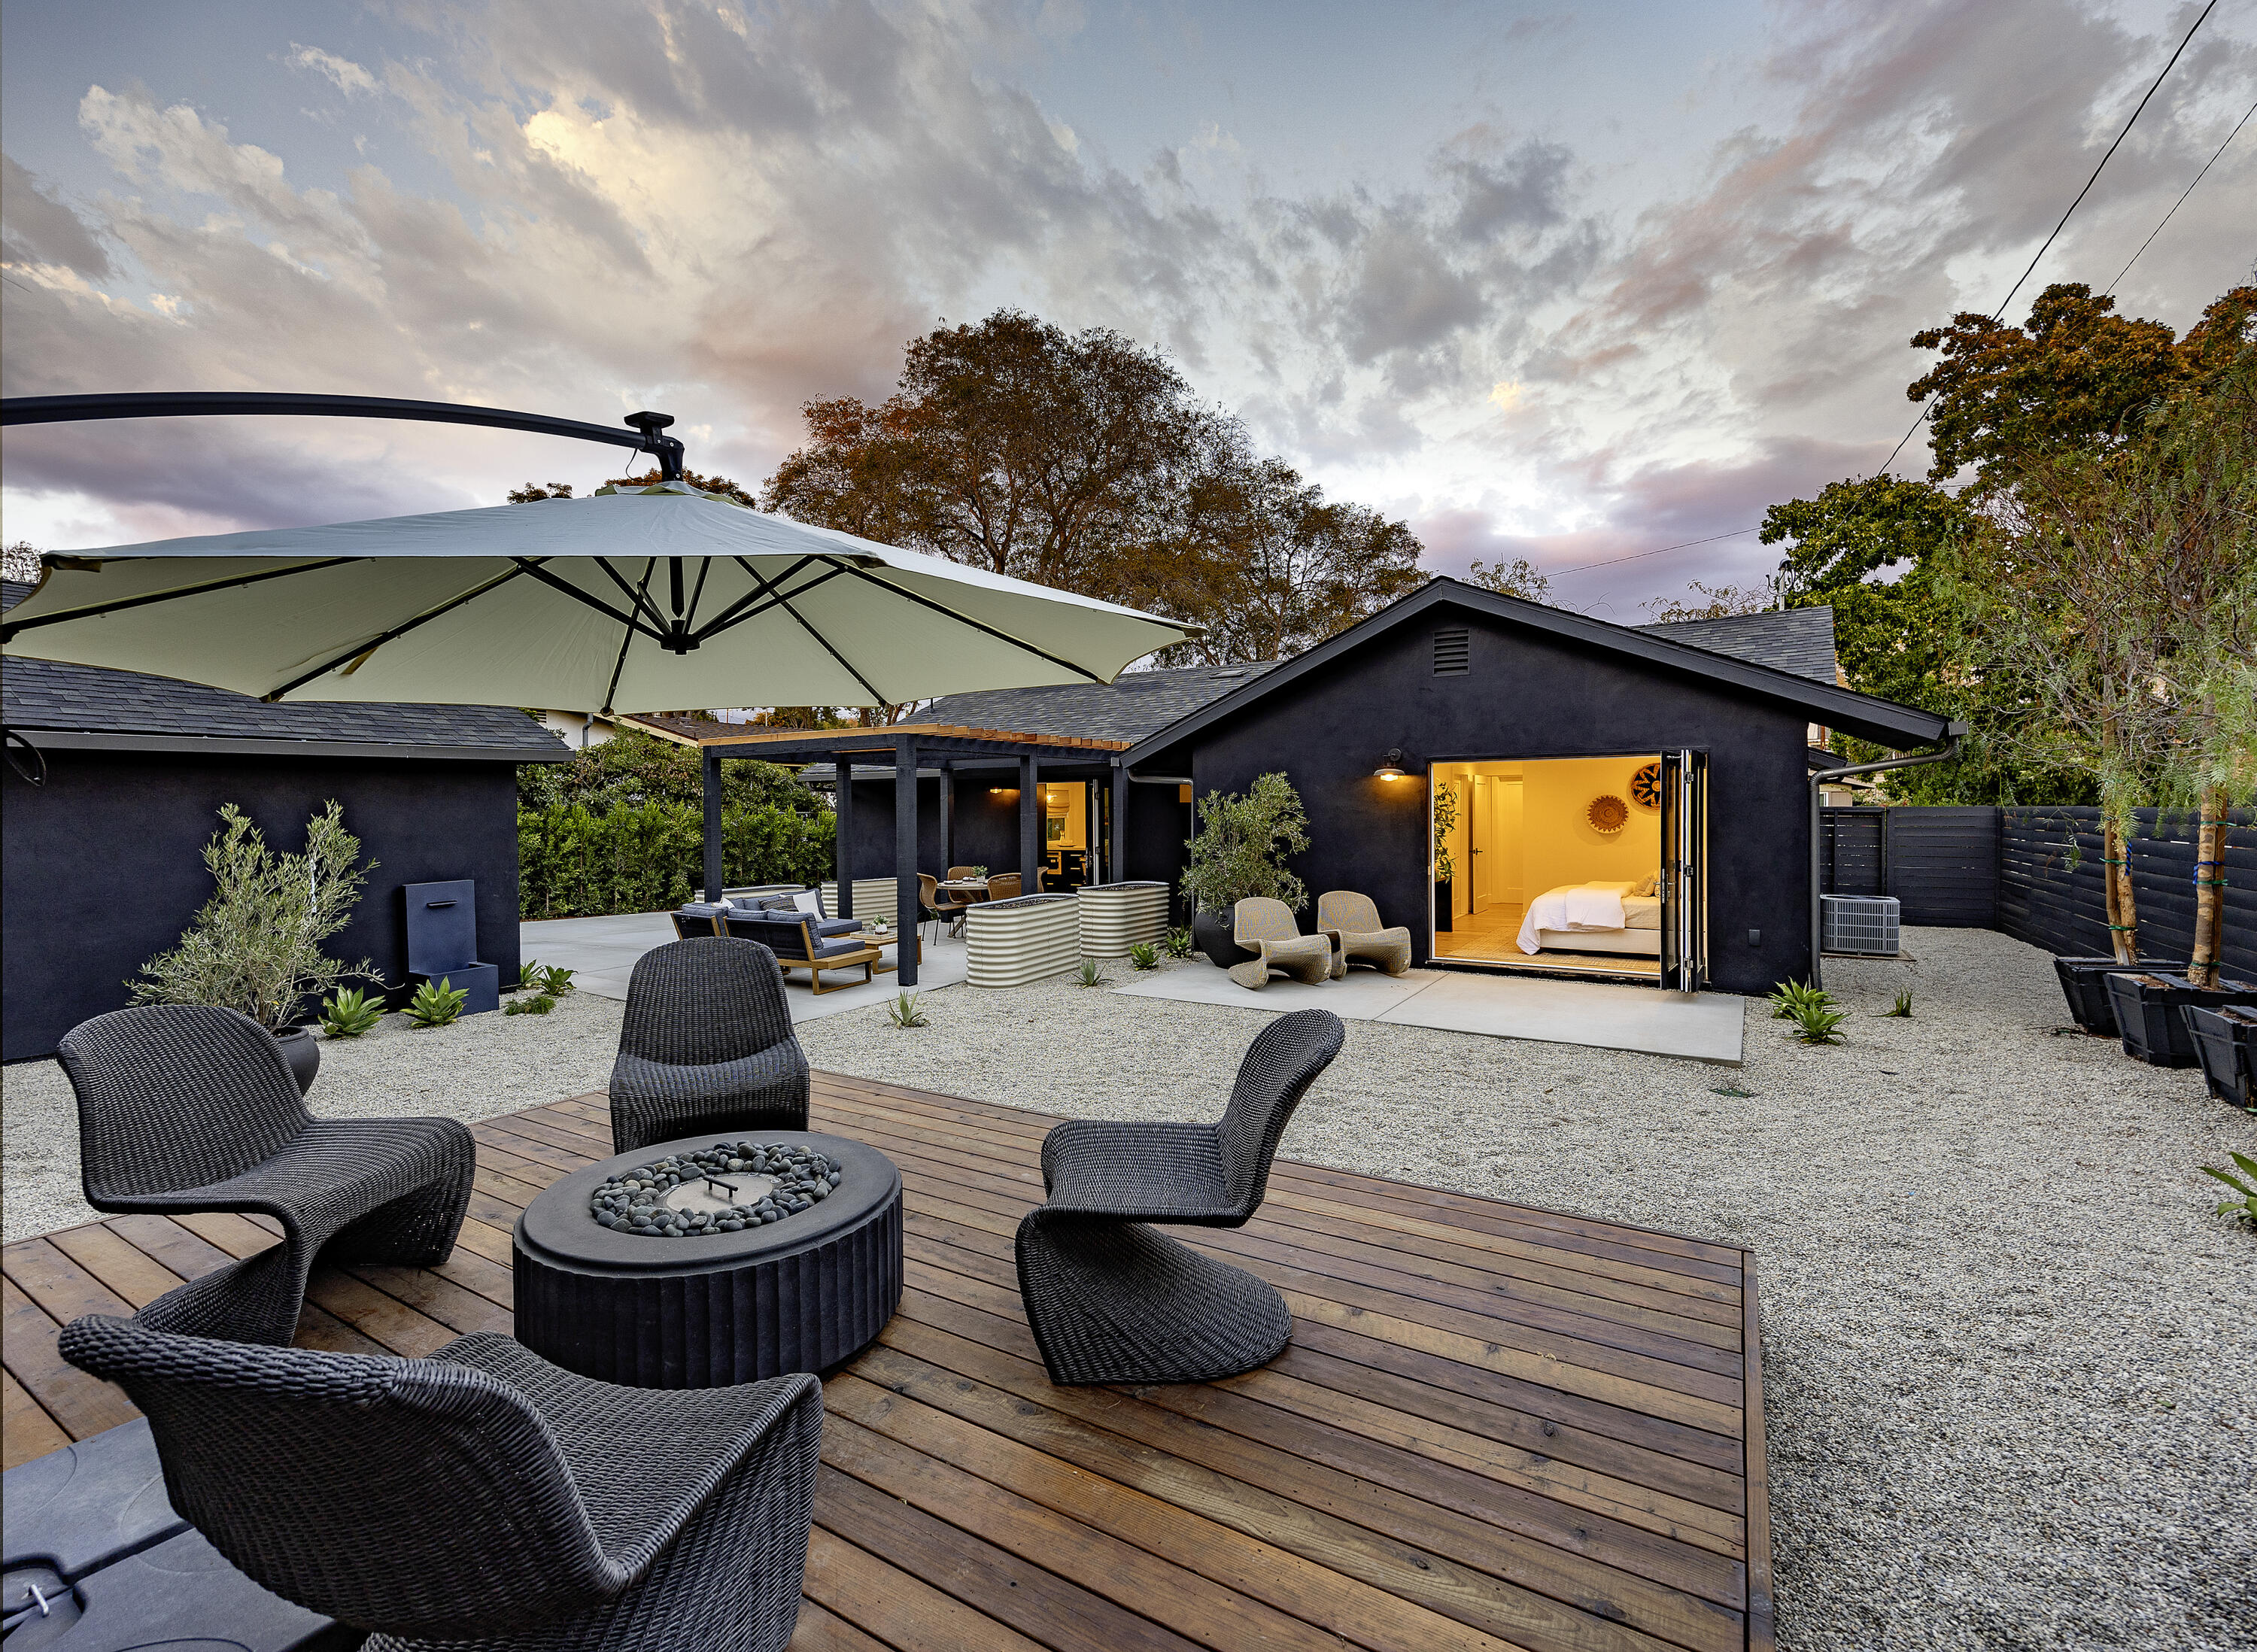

{"left": 1158, "top": 604, "right": 1816, "bottom": 995}
{"left": 3, "top": 750, "right": 524, "bottom": 1061}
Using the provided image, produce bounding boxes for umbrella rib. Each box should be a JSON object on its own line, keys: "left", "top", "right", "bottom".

{"left": 592, "top": 557, "right": 675, "bottom": 633}
{"left": 736, "top": 559, "right": 889, "bottom": 705}
{"left": 509, "top": 560, "right": 670, "bottom": 642}
{"left": 684, "top": 556, "right": 714, "bottom": 629}
{"left": 261, "top": 563, "right": 535, "bottom": 701}
{"left": 598, "top": 560, "right": 659, "bottom": 715}
{"left": 0, "top": 558, "right": 365, "bottom": 643}
{"left": 823, "top": 560, "right": 1108, "bottom": 684}
{"left": 691, "top": 560, "right": 841, "bottom": 643}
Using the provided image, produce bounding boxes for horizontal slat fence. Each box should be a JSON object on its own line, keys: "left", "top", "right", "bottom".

{"left": 2000, "top": 806, "right": 2255, "bottom": 981}
{"left": 1821, "top": 804, "right": 2252, "bottom": 979}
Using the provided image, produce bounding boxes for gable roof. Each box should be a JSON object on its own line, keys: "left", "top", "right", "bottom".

{"left": 920, "top": 661, "right": 1283, "bottom": 745}
{"left": 1640, "top": 607, "right": 1839, "bottom": 684}
{"left": 1119, "top": 578, "right": 1953, "bottom": 765}
{"left": 2, "top": 579, "right": 571, "bottom": 761}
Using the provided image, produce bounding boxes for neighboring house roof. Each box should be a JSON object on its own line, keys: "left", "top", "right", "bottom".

{"left": 921, "top": 662, "right": 1282, "bottom": 746}
{"left": 1119, "top": 579, "right": 1955, "bottom": 764}
{"left": 2, "top": 579, "right": 572, "bottom": 762}
{"left": 1639, "top": 607, "right": 1839, "bottom": 685}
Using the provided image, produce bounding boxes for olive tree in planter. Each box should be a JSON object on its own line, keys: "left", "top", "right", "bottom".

{"left": 1180, "top": 772, "right": 1311, "bottom": 968}
{"left": 129, "top": 800, "right": 383, "bottom": 1091}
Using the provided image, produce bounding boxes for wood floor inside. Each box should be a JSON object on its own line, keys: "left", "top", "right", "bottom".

{"left": 3, "top": 1073, "right": 1772, "bottom": 1652}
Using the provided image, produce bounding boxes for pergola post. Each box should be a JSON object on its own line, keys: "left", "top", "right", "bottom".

{"left": 1019, "top": 754, "right": 1040, "bottom": 891}
{"left": 833, "top": 758, "right": 854, "bottom": 919}
{"left": 701, "top": 748, "right": 724, "bottom": 902}
{"left": 895, "top": 735, "right": 920, "bottom": 986}
{"left": 1110, "top": 760, "right": 1128, "bottom": 888}
{"left": 940, "top": 761, "right": 955, "bottom": 871}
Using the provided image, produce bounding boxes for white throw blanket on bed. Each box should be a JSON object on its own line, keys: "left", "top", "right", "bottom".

{"left": 1517, "top": 881, "right": 1636, "bottom": 954}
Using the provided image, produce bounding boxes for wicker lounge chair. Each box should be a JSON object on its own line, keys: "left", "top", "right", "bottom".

{"left": 1228, "top": 897, "right": 1337, "bottom": 989}
{"left": 1317, "top": 890, "right": 1414, "bottom": 976}
{"left": 1015, "top": 1008, "right": 1344, "bottom": 1384}
{"left": 609, "top": 937, "right": 811, "bottom": 1154}
{"left": 986, "top": 873, "right": 1022, "bottom": 903}
{"left": 59, "top": 1314, "right": 820, "bottom": 1651}
{"left": 56, "top": 1006, "right": 474, "bottom": 1347}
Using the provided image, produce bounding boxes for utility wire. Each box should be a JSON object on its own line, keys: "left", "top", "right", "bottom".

{"left": 2108, "top": 93, "right": 2255, "bottom": 291}
{"left": 1553, "top": 527, "right": 1760, "bottom": 578}
{"left": 1876, "top": 0, "right": 2220, "bottom": 478}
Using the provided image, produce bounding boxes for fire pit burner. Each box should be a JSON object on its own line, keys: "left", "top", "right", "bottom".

{"left": 588, "top": 1142, "right": 842, "bottom": 1237}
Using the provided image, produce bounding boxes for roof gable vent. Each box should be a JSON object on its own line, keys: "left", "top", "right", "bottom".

{"left": 1432, "top": 627, "right": 1471, "bottom": 676}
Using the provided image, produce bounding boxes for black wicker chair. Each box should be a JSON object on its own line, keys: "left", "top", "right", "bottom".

{"left": 57, "top": 1006, "right": 475, "bottom": 1347}
{"left": 609, "top": 937, "right": 811, "bottom": 1154}
{"left": 58, "top": 1314, "right": 820, "bottom": 1651}
{"left": 1014, "top": 1008, "right": 1345, "bottom": 1386}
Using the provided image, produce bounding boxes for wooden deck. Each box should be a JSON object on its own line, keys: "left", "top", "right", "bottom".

{"left": 3, "top": 1072, "right": 1773, "bottom": 1652}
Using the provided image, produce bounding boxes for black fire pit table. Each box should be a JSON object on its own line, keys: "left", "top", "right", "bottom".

{"left": 513, "top": 1130, "right": 902, "bottom": 1388}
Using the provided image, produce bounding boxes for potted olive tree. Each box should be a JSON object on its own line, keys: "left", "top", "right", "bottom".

{"left": 1180, "top": 772, "right": 1311, "bottom": 969}
{"left": 130, "top": 800, "right": 383, "bottom": 1092}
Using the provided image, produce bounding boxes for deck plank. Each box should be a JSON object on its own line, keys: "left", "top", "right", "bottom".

{"left": 0, "top": 1070, "right": 1768, "bottom": 1651}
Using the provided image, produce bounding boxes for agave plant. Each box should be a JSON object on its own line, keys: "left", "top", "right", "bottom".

{"left": 527, "top": 961, "right": 576, "bottom": 995}
{"left": 1129, "top": 942, "right": 1160, "bottom": 970}
{"left": 317, "top": 986, "right": 386, "bottom": 1038}
{"left": 1884, "top": 990, "right": 1914, "bottom": 1018}
{"left": 2199, "top": 1152, "right": 2257, "bottom": 1226}
{"left": 886, "top": 991, "right": 929, "bottom": 1028}
{"left": 1074, "top": 958, "right": 1107, "bottom": 988}
{"left": 404, "top": 976, "right": 468, "bottom": 1029}
{"left": 1768, "top": 980, "right": 1833, "bottom": 1019}
{"left": 1164, "top": 927, "right": 1193, "bottom": 958}
{"left": 1790, "top": 997, "right": 1848, "bottom": 1044}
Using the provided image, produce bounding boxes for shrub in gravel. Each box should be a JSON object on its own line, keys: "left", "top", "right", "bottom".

{"left": 318, "top": 987, "right": 386, "bottom": 1038}
{"left": 1790, "top": 996, "right": 1848, "bottom": 1044}
{"left": 886, "top": 992, "right": 929, "bottom": 1028}
{"left": 1769, "top": 979, "right": 1834, "bottom": 1019}
{"left": 1885, "top": 989, "right": 1915, "bottom": 1017}
{"left": 405, "top": 977, "right": 468, "bottom": 1028}
{"left": 504, "top": 993, "right": 557, "bottom": 1016}
{"left": 1165, "top": 927, "right": 1192, "bottom": 958}
{"left": 1074, "top": 958, "right": 1108, "bottom": 988}
{"left": 1130, "top": 942, "right": 1159, "bottom": 970}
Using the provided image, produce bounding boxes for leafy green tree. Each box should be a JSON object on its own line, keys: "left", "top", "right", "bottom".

{"left": 517, "top": 727, "right": 814, "bottom": 815}
{"left": 1463, "top": 555, "right": 1551, "bottom": 601}
{"left": 1181, "top": 773, "right": 1311, "bottom": 916}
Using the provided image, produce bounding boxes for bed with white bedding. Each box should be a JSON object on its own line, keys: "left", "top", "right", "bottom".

{"left": 1517, "top": 880, "right": 1663, "bottom": 956}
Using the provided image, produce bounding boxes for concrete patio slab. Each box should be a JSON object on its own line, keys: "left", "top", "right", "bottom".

{"left": 1111, "top": 961, "right": 1745, "bottom": 1064}
{"left": 519, "top": 914, "right": 968, "bottom": 1023}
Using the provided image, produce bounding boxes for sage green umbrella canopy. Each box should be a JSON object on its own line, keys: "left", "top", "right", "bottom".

{"left": 0, "top": 482, "right": 1198, "bottom": 712}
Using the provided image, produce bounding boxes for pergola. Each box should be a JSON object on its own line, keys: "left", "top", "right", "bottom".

{"left": 694, "top": 724, "right": 1136, "bottom": 985}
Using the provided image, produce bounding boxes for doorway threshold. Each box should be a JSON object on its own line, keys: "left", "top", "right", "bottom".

{"left": 1430, "top": 953, "right": 1661, "bottom": 985}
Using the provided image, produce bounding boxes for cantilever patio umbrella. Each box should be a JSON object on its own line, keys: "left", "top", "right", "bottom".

{"left": 0, "top": 479, "right": 1198, "bottom": 712}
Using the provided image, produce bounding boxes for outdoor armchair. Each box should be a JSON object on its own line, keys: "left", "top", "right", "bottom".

{"left": 609, "top": 937, "right": 811, "bottom": 1153}
{"left": 1229, "top": 897, "right": 1338, "bottom": 989}
{"left": 1317, "top": 890, "right": 1414, "bottom": 976}
{"left": 59, "top": 1313, "right": 821, "bottom": 1651}
{"left": 985, "top": 873, "right": 1023, "bottom": 902}
{"left": 1014, "top": 1008, "right": 1345, "bottom": 1384}
{"left": 919, "top": 873, "right": 974, "bottom": 943}
{"left": 57, "top": 1006, "right": 474, "bottom": 1347}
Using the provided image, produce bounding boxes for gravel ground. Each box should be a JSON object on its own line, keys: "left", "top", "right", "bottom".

{"left": 2, "top": 988, "right": 627, "bottom": 1242}
{"left": 5, "top": 927, "right": 2250, "bottom": 1648}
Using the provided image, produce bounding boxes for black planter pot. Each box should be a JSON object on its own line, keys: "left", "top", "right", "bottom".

{"left": 2052, "top": 956, "right": 2191, "bottom": 1034}
{"left": 1191, "top": 910, "right": 1257, "bottom": 970}
{"left": 2102, "top": 972, "right": 2257, "bottom": 1067}
{"left": 1434, "top": 879, "right": 1454, "bottom": 934}
{"left": 272, "top": 1025, "right": 320, "bottom": 1095}
{"left": 2183, "top": 1004, "right": 2257, "bottom": 1108}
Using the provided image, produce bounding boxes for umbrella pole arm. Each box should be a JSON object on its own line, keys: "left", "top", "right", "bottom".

{"left": 0, "top": 393, "right": 687, "bottom": 482}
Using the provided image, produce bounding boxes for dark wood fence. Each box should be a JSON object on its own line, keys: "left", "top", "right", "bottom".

{"left": 1821, "top": 804, "right": 2253, "bottom": 978}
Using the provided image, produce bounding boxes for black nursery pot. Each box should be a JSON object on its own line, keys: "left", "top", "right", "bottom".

{"left": 2103, "top": 971, "right": 2257, "bottom": 1068}
{"left": 2052, "top": 955, "right": 2192, "bottom": 1034}
{"left": 1434, "top": 879, "right": 1454, "bottom": 934}
{"left": 272, "top": 1025, "right": 320, "bottom": 1095}
{"left": 2183, "top": 1005, "right": 2257, "bottom": 1108}
{"left": 1192, "top": 909, "right": 1257, "bottom": 970}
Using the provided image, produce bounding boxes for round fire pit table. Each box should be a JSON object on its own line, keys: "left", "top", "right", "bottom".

{"left": 513, "top": 1130, "right": 902, "bottom": 1388}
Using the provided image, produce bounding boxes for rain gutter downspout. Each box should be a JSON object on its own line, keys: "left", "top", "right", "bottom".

{"left": 1807, "top": 720, "right": 1967, "bottom": 988}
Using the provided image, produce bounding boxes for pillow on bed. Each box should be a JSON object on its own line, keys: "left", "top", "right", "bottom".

{"left": 1630, "top": 873, "right": 1660, "bottom": 897}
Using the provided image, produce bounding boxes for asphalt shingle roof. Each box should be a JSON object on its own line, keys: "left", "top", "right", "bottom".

{"left": 2, "top": 579, "right": 570, "bottom": 756}
{"left": 921, "top": 661, "right": 1283, "bottom": 745}
{"left": 1636, "top": 606, "right": 1839, "bottom": 685}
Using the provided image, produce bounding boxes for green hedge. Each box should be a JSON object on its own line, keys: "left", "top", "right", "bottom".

{"left": 518, "top": 801, "right": 836, "bottom": 919}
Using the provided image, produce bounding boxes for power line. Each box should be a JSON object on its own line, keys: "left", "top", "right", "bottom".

{"left": 1877, "top": 0, "right": 2220, "bottom": 479}
{"left": 2108, "top": 93, "right": 2255, "bottom": 291}
{"left": 1551, "top": 527, "right": 1760, "bottom": 577}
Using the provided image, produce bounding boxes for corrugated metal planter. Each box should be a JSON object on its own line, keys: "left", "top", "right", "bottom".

{"left": 820, "top": 879, "right": 901, "bottom": 928}
{"left": 966, "top": 894, "right": 1081, "bottom": 988}
{"left": 1076, "top": 882, "right": 1171, "bottom": 959}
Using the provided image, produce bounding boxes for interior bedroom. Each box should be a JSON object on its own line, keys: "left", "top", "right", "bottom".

{"left": 1432, "top": 755, "right": 1670, "bottom": 979}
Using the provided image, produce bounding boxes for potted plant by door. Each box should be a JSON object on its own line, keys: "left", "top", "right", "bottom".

{"left": 1181, "top": 773, "right": 1311, "bottom": 970}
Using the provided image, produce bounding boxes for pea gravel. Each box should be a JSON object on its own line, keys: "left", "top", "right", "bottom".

{"left": 5, "top": 927, "right": 2249, "bottom": 1648}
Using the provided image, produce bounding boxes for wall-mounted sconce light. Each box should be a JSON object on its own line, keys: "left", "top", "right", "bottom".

{"left": 1373, "top": 749, "right": 1409, "bottom": 781}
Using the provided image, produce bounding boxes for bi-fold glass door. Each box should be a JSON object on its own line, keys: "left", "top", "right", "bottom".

{"left": 1657, "top": 749, "right": 1708, "bottom": 992}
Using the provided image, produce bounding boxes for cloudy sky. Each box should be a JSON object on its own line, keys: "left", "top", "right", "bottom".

{"left": 2, "top": 0, "right": 2251, "bottom": 616}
